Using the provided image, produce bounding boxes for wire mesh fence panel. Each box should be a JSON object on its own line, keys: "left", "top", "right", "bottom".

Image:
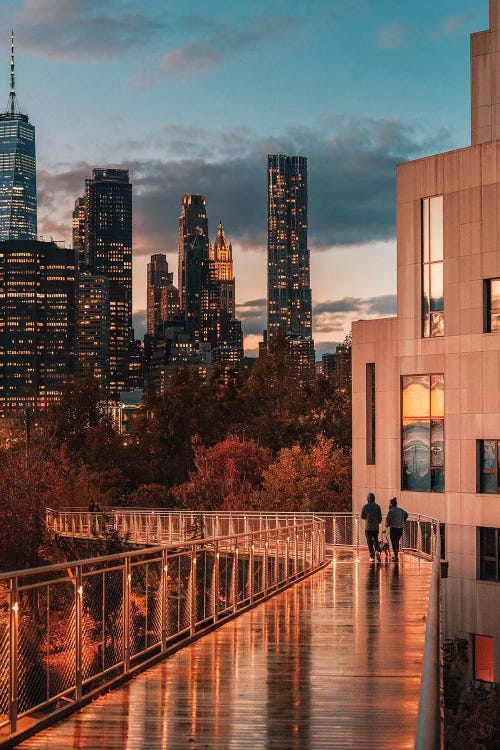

{"left": 43, "top": 581, "right": 76, "bottom": 702}
{"left": 194, "top": 549, "right": 215, "bottom": 625}
{"left": 165, "top": 554, "right": 183, "bottom": 639}
{"left": 102, "top": 569, "right": 124, "bottom": 672}
{"left": 17, "top": 588, "right": 49, "bottom": 715}
{"left": 403, "top": 520, "right": 418, "bottom": 551}
{"left": 218, "top": 554, "right": 233, "bottom": 616}
{"left": 146, "top": 560, "right": 163, "bottom": 649}
{"left": 129, "top": 563, "right": 147, "bottom": 658}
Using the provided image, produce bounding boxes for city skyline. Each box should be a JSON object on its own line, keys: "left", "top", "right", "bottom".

{"left": 0, "top": 0, "right": 487, "bottom": 355}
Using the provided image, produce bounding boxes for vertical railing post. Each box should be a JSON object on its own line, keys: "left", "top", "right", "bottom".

{"left": 161, "top": 550, "right": 168, "bottom": 652}
{"left": 285, "top": 536, "right": 290, "bottom": 582}
{"left": 123, "top": 557, "right": 131, "bottom": 673}
{"left": 9, "top": 577, "right": 19, "bottom": 734}
{"left": 190, "top": 547, "right": 197, "bottom": 636}
{"left": 233, "top": 542, "right": 239, "bottom": 613}
{"left": 214, "top": 542, "right": 220, "bottom": 623}
{"left": 263, "top": 538, "right": 269, "bottom": 595}
{"left": 355, "top": 515, "right": 360, "bottom": 548}
{"left": 249, "top": 541, "right": 255, "bottom": 603}
{"left": 75, "top": 566, "right": 83, "bottom": 700}
{"left": 294, "top": 530, "right": 298, "bottom": 576}
{"left": 417, "top": 516, "right": 423, "bottom": 556}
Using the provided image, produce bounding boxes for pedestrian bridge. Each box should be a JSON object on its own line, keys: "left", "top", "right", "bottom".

{"left": 0, "top": 512, "right": 441, "bottom": 750}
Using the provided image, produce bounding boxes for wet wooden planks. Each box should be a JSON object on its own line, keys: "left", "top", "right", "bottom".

{"left": 18, "top": 552, "right": 432, "bottom": 750}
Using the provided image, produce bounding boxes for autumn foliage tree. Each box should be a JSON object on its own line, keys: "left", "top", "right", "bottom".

{"left": 253, "top": 436, "right": 351, "bottom": 513}
{"left": 173, "top": 436, "right": 271, "bottom": 510}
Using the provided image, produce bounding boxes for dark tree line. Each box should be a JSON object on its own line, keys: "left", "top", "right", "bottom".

{"left": 0, "top": 332, "right": 352, "bottom": 570}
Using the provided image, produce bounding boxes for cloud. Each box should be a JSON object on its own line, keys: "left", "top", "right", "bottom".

{"left": 37, "top": 116, "right": 449, "bottom": 261}
{"left": 377, "top": 22, "right": 407, "bottom": 50}
{"left": 313, "top": 294, "right": 396, "bottom": 337}
{"left": 431, "top": 13, "right": 478, "bottom": 40}
{"left": 236, "top": 299, "right": 267, "bottom": 336}
{"left": 3, "top": 0, "right": 167, "bottom": 61}
{"left": 160, "top": 15, "right": 304, "bottom": 79}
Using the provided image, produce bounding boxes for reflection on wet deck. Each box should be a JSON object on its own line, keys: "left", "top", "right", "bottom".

{"left": 18, "top": 551, "right": 431, "bottom": 750}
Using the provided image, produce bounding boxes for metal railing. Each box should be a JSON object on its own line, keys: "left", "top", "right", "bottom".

{"left": 415, "top": 525, "right": 442, "bottom": 750}
{"left": 0, "top": 516, "right": 326, "bottom": 747}
{"left": 47, "top": 508, "right": 441, "bottom": 559}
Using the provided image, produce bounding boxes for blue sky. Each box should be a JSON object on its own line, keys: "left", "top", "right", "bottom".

{"left": 0, "top": 0, "right": 488, "bottom": 354}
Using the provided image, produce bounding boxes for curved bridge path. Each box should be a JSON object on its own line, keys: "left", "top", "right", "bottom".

{"left": 17, "top": 551, "right": 431, "bottom": 750}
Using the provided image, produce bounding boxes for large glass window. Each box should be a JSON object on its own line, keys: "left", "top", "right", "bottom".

{"left": 402, "top": 374, "right": 444, "bottom": 492}
{"left": 366, "top": 363, "right": 375, "bottom": 465}
{"left": 477, "top": 440, "right": 500, "bottom": 493}
{"left": 484, "top": 278, "right": 500, "bottom": 332}
{"left": 478, "top": 527, "right": 500, "bottom": 581}
{"left": 422, "top": 196, "right": 444, "bottom": 337}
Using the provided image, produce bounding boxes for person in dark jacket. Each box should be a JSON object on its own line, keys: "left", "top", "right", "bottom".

{"left": 385, "top": 497, "right": 408, "bottom": 562}
{"left": 360, "top": 492, "right": 382, "bottom": 562}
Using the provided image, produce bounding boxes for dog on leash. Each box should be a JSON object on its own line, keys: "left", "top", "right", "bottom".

{"left": 376, "top": 534, "right": 391, "bottom": 562}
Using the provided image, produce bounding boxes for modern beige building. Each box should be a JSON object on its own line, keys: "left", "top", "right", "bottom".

{"left": 352, "top": 0, "right": 500, "bottom": 683}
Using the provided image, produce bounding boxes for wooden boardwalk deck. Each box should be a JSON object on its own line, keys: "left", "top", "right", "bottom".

{"left": 17, "top": 551, "right": 431, "bottom": 750}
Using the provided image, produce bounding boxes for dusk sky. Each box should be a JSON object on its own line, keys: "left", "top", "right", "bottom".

{"left": 0, "top": 0, "right": 487, "bottom": 355}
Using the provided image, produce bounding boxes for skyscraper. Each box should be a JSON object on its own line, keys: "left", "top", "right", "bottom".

{"left": 267, "top": 155, "right": 312, "bottom": 340}
{"left": 76, "top": 272, "right": 110, "bottom": 394}
{"left": 210, "top": 222, "right": 235, "bottom": 318}
{"left": 147, "top": 253, "right": 180, "bottom": 335}
{"left": 0, "top": 240, "right": 75, "bottom": 413}
{"left": 84, "top": 168, "right": 132, "bottom": 398}
{"left": 178, "top": 195, "right": 210, "bottom": 342}
{"left": 0, "top": 33, "right": 37, "bottom": 241}
{"left": 72, "top": 196, "right": 86, "bottom": 271}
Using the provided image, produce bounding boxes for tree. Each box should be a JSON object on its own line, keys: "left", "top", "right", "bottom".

{"left": 173, "top": 436, "right": 271, "bottom": 510}
{"left": 240, "top": 330, "right": 306, "bottom": 452}
{"left": 253, "top": 436, "right": 351, "bottom": 512}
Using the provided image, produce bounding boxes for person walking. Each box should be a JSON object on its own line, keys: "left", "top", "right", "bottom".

{"left": 385, "top": 497, "right": 408, "bottom": 562}
{"left": 360, "top": 492, "right": 382, "bottom": 562}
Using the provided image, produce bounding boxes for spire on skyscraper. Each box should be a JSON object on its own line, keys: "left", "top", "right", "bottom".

{"left": 8, "top": 31, "right": 17, "bottom": 116}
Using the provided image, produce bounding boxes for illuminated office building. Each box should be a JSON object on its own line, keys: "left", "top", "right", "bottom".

{"left": 267, "top": 155, "right": 312, "bottom": 340}
{"left": 76, "top": 273, "right": 110, "bottom": 394}
{"left": 72, "top": 196, "right": 87, "bottom": 271}
{"left": 85, "top": 168, "right": 132, "bottom": 398}
{"left": 178, "top": 194, "right": 209, "bottom": 341}
{"left": 210, "top": 222, "right": 235, "bottom": 318}
{"left": 0, "top": 33, "right": 37, "bottom": 241}
{"left": 147, "top": 253, "right": 180, "bottom": 336}
{"left": 0, "top": 240, "right": 75, "bottom": 413}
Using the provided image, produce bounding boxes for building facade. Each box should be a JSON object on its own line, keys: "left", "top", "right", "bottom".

{"left": 76, "top": 273, "right": 110, "bottom": 394}
{"left": 146, "top": 253, "right": 180, "bottom": 336}
{"left": 267, "top": 155, "right": 312, "bottom": 340}
{"left": 0, "top": 240, "right": 75, "bottom": 412}
{"left": 72, "top": 196, "right": 86, "bottom": 271}
{"left": 178, "top": 194, "right": 209, "bottom": 342}
{"left": 84, "top": 168, "right": 132, "bottom": 398}
{"left": 0, "top": 34, "right": 36, "bottom": 241}
{"left": 352, "top": 1, "right": 500, "bottom": 683}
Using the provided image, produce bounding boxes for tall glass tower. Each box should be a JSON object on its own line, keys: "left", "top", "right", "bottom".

{"left": 0, "top": 33, "right": 37, "bottom": 240}
{"left": 267, "top": 155, "right": 311, "bottom": 340}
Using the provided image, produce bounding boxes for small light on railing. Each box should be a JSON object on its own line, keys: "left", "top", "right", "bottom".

{"left": 77, "top": 586, "right": 83, "bottom": 596}
{"left": 193, "top": 557, "right": 197, "bottom": 565}
{"left": 127, "top": 573, "right": 131, "bottom": 582}
{"left": 216, "top": 552, "right": 220, "bottom": 559}
{"left": 12, "top": 602, "right": 18, "bottom": 613}
{"left": 164, "top": 565, "right": 168, "bottom": 573}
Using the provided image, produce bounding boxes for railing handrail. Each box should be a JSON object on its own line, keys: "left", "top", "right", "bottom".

{"left": 414, "top": 524, "right": 442, "bottom": 750}
{"left": 0, "top": 518, "right": 322, "bottom": 583}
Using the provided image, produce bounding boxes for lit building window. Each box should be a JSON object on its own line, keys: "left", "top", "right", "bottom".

{"left": 484, "top": 278, "right": 500, "bottom": 332}
{"left": 474, "top": 634, "right": 494, "bottom": 682}
{"left": 401, "top": 374, "right": 444, "bottom": 492}
{"left": 422, "top": 196, "right": 444, "bottom": 337}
